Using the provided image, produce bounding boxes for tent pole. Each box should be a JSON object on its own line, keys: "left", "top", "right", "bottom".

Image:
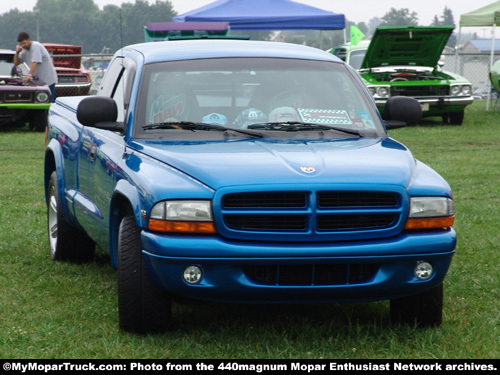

{"left": 455, "top": 26, "right": 461, "bottom": 74}
{"left": 487, "top": 24, "right": 496, "bottom": 110}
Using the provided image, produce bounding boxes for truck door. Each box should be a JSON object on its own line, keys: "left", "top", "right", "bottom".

{"left": 75, "top": 57, "right": 133, "bottom": 250}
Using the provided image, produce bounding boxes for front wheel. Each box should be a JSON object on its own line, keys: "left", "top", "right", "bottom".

{"left": 47, "top": 171, "right": 95, "bottom": 262}
{"left": 442, "top": 110, "right": 464, "bottom": 125}
{"left": 29, "top": 110, "right": 48, "bottom": 131}
{"left": 118, "top": 213, "right": 172, "bottom": 334}
{"left": 390, "top": 283, "right": 443, "bottom": 327}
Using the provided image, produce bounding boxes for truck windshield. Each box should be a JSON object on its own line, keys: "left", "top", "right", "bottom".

{"left": 135, "top": 57, "right": 384, "bottom": 138}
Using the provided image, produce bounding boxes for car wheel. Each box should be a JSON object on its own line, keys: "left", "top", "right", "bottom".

{"left": 390, "top": 283, "right": 443, "bottom": 327}
{"left": 118, "top": 213, "right": 172, "bottom": 334}
{"left": 442, "top": 110, "right": 464, "bottom": 125}
{"left": 47, "top": 171, "right": 95, "bottom": 262}
{"left": 29, "top": 110, "right": 48, "bottom": 132}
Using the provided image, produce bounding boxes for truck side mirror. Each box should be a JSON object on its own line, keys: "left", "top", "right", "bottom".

{"left": 384, "top": 96, "right": 422, "bottom": 128}
{"left": 77, "top": 96, "right": 123, "bottom": 131}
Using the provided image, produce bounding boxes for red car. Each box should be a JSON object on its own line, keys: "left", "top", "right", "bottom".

{"left": 43, "top": 43, "right": 92, "bottom": 97}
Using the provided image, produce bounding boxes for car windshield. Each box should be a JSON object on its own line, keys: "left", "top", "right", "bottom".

{"left": 348, "top": 50, "right": 367, "bottom": 70}
{"left": 0, "top": 55, "right": 28, "bottom": 77}
{"left": 135, "top": 57, "right": 384, "bottom": 138}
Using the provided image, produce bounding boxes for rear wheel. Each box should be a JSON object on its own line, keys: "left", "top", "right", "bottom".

{"left": 118, "top": 213, "right": 172, "bottom": 334}
{"left": 47, "top": 171, "right": 95, "bottom": 262}
{"left": 390, "top": 283, "right": 443, "bottom": 327}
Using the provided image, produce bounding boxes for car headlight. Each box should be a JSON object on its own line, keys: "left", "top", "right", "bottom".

{"left": 405, "top": 197, "right": 455, "bottom": 230}
{"left": 36, "top": 91, "right": 50, "bottom": 103}
{"left": 367, "top": 85, "right": 390, "bottom": 98}
{"left": 377, "top": 87, "right": 389, "bottom": 97}
{"left": 450, "top": 85, "right": 461, "bottom": 96}
{"left": 149, "top": 200, "right": 216, "bottom": 234}
{"left": 461, "top": 85, "right": 471, "bottom": 95}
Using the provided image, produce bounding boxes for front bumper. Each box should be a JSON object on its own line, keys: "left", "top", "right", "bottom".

{"left": 0, "top": 103, "right": 51, "bottom": 110}
{"left": 376, "top": 96, "right": 474, "bottom": 113}
{"left": 141, "top": 229, "right": 456, "bottom": 304}
{"left": 55, "top": 83, "right": 92, "bottom": 96}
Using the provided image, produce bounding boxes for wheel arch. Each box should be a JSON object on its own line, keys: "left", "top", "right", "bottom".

{"left": 44, "top": 140, "right": 65, "bottom": 208}
{"left": 109, "top": 179, "right": 143, "bottom": 269}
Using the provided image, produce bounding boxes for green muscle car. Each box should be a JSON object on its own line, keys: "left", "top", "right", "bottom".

{"left": 331, "top": 26, "right": 473, "bottom": 125}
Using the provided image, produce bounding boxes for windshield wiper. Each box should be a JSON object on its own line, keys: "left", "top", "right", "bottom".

{"left": 247, "top": 121, "right": 362, "bottom": 136}
{"left": 143, "top": 121, "right": 264, "bottom": 138}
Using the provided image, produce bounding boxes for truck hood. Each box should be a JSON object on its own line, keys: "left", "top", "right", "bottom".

{"left": 131, "top": 137, "right": 416, "bottom": 190}
{"left": 360, "top": 26, "right": 454, "bottom": 70}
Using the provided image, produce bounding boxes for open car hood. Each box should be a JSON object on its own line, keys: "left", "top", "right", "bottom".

{"left": 360, "top": 26, "right": 454, "bottom": 70}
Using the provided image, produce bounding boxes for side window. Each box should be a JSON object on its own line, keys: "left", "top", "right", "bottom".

{"left": 112, "top": 69, "right": 127, "bottom": 123}
{"left": 98, "top": 57, "right": 124, "bottom": 97}
{"left": 98, "top": 57, "right": 135, "bottom": 124}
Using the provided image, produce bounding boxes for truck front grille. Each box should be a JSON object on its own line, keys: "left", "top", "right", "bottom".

{"left": 218, "top": 190, "right": 404, "bottom": 241}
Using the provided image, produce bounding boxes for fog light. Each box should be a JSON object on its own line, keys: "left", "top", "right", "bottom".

{"left": 183, "top": 266, "right": 202, "bottom": 284}
{"left": 415, "top": 261, "right": 434, "bottom": 280}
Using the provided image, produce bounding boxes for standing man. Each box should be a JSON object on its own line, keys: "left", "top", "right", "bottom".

{"left": 14, "top": 31, "right": 58, "bottom": 102}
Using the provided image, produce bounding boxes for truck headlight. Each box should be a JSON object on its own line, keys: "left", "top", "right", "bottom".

{"left": 149, "top": 200, "right": 216, "bottom": 234}
{"left": 405, "top": 197, "right": 455, "bottom": 230}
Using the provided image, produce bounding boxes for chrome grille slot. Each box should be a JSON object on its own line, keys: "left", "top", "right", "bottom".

{"left": 223, "top": 192, "right": 306, "bottom": 208}
{"left": 317, "top": 213, "right": 397, "bottom": 230}
{"left": 225, "top": 214, "right": 307, "bottom": 231}
{"left": 318, "top": 191, "right": 398, "bottom": 207}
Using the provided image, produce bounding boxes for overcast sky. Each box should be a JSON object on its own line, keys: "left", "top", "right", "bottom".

{"left": 1, "top": 0, "right": 499, "bottom": 36}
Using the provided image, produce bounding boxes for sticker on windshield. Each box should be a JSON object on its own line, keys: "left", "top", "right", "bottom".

{"left": 150, "top": 94, "right": 186, "bottom": 123}
{"left": 298, "top": 109, "right": 351, "bottom": 125}
{"left": 356, "top": 110, "right": 376, "bottom": 129}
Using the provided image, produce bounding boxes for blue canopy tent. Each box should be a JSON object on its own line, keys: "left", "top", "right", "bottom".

{"left": 172, "top": 0, "right": 345, "bottom": 30}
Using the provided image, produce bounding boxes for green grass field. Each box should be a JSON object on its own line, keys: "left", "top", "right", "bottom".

{"left": 0, "top": 101, "right": 499, "bottom": 358}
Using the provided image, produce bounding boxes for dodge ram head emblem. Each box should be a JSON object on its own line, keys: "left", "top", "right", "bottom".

{"left": 300, "top": 166, "right": 316, "bottom": 173}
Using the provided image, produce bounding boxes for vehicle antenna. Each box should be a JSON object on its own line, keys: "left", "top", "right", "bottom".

{"left": 119, "top": 8, "right": 128, "bottom": 159}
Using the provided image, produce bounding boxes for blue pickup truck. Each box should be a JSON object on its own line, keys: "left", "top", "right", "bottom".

{"left": 44, "top": 39, "right": 456, "bottom": 334}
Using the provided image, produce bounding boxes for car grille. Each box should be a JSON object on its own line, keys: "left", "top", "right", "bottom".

{"left": 3, "top": 91, "right": 32, "bottom": 102}
{"left": 243, "top": 263, "right": 380, "bottom": 286}
{"left": 58, "top": 75, "right": 89, "bottom": 84}
{"left": 219, "top": 190, "right": 403, "bottom": 241}
{"left": 391, "top": 85, "right": 449, "bottom": 97}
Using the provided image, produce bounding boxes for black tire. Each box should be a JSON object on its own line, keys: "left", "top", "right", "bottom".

{"left": 47, "top": 171, "right": 95, "bottom": 262}
{"left": 442, "top": 110, "right": 464, "bottom": 125}
{"left": 29, "top": 110, "right": 48, "bottom": 132}
{"left": 390, "top": 283, "right": 443, "bottom": 327}
{"left": 118, "top": 213, "right": 172, "bottom": 334}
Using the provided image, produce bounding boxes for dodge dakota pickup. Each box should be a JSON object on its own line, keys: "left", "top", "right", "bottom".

{"left": 44, "top": 39, "right": 456, "bottom": 334}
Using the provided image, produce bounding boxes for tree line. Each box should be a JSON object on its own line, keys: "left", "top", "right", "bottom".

{"left": 0, "top": 0, "right": 177, "bottom": 53}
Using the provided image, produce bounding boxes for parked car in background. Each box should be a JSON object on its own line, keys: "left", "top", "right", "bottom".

{"left": 83, "top": 54, "right": 112, "bottom": 95}
{"left": 331, "top": 26, "right": 473, "bottom": 125}
{"left": 0, "top": 49, "right": 51, "bottom": 131}
{"left": 43, "top": 43, "right": 92, "bottom": 97}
